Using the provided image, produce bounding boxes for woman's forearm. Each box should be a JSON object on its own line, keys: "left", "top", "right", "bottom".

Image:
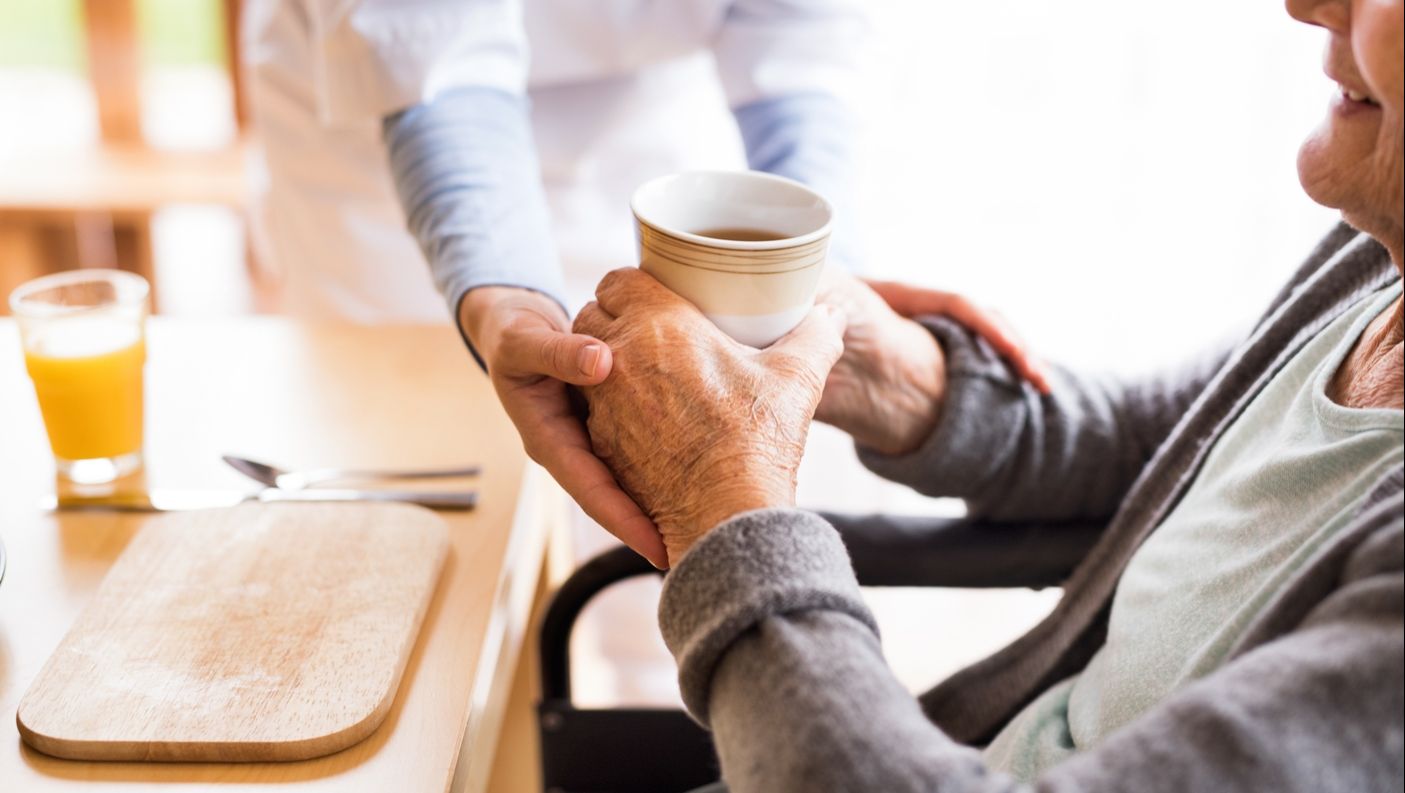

{"left": 382, "top": 86, "right": 566, "bottom": 327}
{"left": 715, "top": 0, "right": 869, "bottom": 273}
{"left": 733, "top": 92, "right": 864, "bottom": 270}
{"left": 857, "top": 317, "right": 1231, "bottom": 522}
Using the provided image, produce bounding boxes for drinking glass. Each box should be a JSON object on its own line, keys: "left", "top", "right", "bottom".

{"left": 10, "top": 269, "right": 149, "bottom": 484}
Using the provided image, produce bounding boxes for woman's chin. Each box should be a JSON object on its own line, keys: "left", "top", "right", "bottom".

{"left": 1296, "top": 130, "right": 1344, "bottom": 212}
{"left": 1295, "top": 113, "right": 1373, "bottom": 212}
{"left": 1297, "top": 128, "right": 1405, "bottom": 262}
{"left": 1297, "top": 96, "right": 1401, "bottom": 208}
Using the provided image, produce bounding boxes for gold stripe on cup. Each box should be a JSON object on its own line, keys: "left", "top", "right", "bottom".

{"left": 636, "top": 220, "right": 827, "bottom": 274}
{"left": 635, "top": 216, "right": 830, "bottom": 318}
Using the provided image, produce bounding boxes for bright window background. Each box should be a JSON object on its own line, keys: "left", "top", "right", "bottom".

{"left": 856, "top": 0, "right": 1339, "bottom": 375}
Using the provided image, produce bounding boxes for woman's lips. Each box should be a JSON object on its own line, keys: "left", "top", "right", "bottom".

{"left": 1332, "top": 83, "right": 1382, "bottom": 117}
{"left": 1338, "top": 84, "right": 1378, "bottom": 105}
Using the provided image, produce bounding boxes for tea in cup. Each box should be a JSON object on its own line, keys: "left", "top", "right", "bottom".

{"left": 630, "top": 171, "right": 832, "bottom": 348}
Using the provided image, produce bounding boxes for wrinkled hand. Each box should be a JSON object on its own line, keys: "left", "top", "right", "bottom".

{"left": 574, "top": 269, "right": 847, "bottom": 567}
{"left": 814, "top": 272, "right": 1050, "bottom": 456}
{"left": 867, "top": 279, "right": 1051, "bottom": 393}
{"left": 459, "top": 286, "right": 667, "bottom": 567}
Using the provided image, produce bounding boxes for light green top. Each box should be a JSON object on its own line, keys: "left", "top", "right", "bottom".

{"left": 985, "top": 284, "right": 1405, "bottom": 780}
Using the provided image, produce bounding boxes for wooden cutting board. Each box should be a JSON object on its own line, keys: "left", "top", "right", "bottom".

{"left": 17, "top": 502, "right": 449, "bottom": 762}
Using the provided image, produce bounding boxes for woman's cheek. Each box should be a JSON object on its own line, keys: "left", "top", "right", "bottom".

{"left": 1357, "top": 0, "right": 1404, "bottom": 111}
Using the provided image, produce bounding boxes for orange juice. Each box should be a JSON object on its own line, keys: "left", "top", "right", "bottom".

{"left": 23, "top": 318, "right": 145, "bottom": 461}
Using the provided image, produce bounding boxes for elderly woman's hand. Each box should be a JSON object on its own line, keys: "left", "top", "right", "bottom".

{"left": 814, "top": 272, "right": 1050, "bottom": 455}
{"left": 574, "top": 269, "right": 846, "bottom": 567}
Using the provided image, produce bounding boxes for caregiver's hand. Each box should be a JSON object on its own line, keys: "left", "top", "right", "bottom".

{"left": 814, "top": 273, "right": 1050, "bottom": 456}
{"left": 574, "top": 269, "right": 846, "bottom": 568}
{"left": 459, "top": 286, "right": 667, "bottom": 568}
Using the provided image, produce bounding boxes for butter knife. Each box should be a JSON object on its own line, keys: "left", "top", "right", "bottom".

{"left": 48, "top": 488, "right": 478, "bottom": 513}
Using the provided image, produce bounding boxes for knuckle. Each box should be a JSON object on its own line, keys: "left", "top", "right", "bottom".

{"left": 597, "top": 268, "right": 632, "bottom": 296}
{"left": 576, "top": 306, "right": 611, "bottom": 340}
{"left": 539, "top": 335, "right": 573, "bottom": 373}
{"left": 571, "top": 305, "right": 596, "bottom": 335}
{"left": 520, "top": 437, "right": 547, "bottom": 464}
{"left": 522, "top": 434, "right": 568, "bottom": 471}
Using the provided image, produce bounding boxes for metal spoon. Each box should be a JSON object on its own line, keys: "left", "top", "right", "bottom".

{"left": 50, "top": 487, "right": 478, "bottom": 512}
{"left": 223, "top": 455, "right": 481, "bottom": 491}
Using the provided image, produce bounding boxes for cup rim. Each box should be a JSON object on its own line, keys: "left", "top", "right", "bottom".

{"left": 630, "top": 170, "right": 833, "bottom": 251}
{"left": 8, "top": 269, "right": 150, "bottom": 318}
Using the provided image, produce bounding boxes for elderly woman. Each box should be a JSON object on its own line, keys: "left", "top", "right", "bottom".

{"left": 574, "top": 0, "right": 1404, "bottom": 790}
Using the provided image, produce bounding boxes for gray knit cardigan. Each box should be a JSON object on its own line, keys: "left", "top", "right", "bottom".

{"left": 660, "top": 225, "right": 1404, "bottom": 792}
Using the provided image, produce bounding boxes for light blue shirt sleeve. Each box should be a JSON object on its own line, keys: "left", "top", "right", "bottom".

{"left": 733, "top": 92, "right": 864, "bottom": 271}
{"left": 715, "top": 0, "right": 869, "bottom": 270}
{"left": 382, "top": 86, "right": 566, "bottom": 367}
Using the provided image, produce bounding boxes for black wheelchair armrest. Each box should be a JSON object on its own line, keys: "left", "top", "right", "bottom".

{"left": 827, "top": 512, "right": 1104, "bottom": 590}
{"left": 537, "top": 546, "right": 719, "bottom": 792}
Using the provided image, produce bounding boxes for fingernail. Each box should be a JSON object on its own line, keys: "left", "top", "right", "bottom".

{"left": 579, "top": 344, "right": 603, "bottom": 377}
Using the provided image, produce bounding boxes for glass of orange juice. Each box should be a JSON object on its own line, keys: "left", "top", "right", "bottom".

{"left": 10, "top": 270, "right": 149, "bottom": 484}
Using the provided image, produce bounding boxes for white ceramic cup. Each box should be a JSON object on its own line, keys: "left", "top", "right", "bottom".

{"left": 630, "top": 171, "right": 833, "bottom": 348}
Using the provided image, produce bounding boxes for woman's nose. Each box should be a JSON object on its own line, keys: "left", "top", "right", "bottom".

{"left": 1286, "top": 0, "right": 1351, "bottom": 31}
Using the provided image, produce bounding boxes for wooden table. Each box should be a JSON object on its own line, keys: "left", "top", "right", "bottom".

{"left": 0, "top": 318, "right": 562, "bottom": 791}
